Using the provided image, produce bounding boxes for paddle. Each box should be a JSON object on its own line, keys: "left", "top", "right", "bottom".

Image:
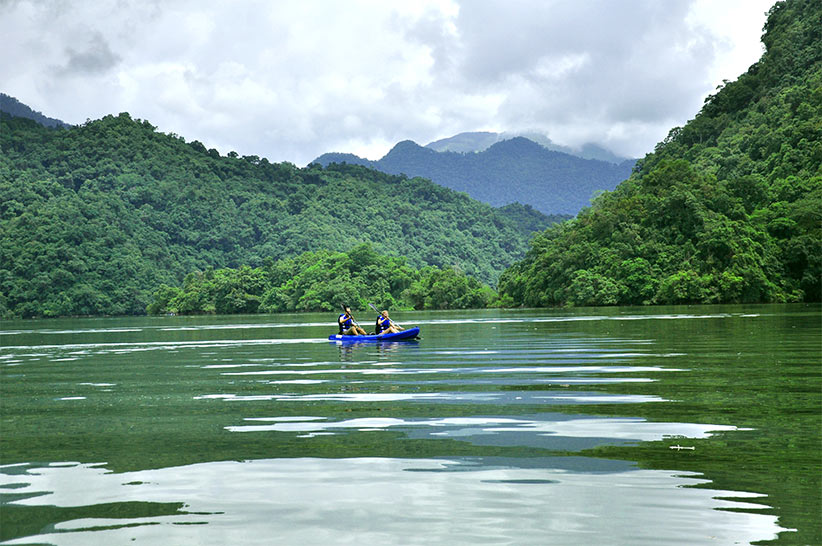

{"left": 368, "top": 302, "right": 404, "bottom": 329}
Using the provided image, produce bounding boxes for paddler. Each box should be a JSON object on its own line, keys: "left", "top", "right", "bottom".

{"left": 375, "top": 310, "right": 404, "bottom": 335}
{"left": 339, "top": 306, "right": 367, "bottom": 336}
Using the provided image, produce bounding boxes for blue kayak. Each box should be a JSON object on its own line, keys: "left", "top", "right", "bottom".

{"left": 328, "top": 326, "right": 420, "bottom": 342}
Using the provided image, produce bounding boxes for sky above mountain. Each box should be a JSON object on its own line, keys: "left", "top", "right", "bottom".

{"left": 2, "top": 0, "right": 773, "bottom": 166}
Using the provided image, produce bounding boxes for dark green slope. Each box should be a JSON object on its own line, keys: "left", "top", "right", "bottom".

{"left": 0, "top": 114, "right": 558, "bottom": 318}
{"left": 0, "top": 93, "right": 71, "bottom": 129}
{"left": 499, "top": 0, "right": 821, "bottom": 307}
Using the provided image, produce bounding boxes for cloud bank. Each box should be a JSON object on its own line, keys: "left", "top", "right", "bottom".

{"left": 1, "top": 0, "right": 772, "bottom": 165}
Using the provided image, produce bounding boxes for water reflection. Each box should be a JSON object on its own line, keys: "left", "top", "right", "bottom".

{"left": 197, "top": 391, "right": 664, "bottom": 405}
{"left": 1, "top": 306, "right": 817, "bottom": 544}
{"left": 226, "top": 413, "right": 741, "bottom": 443}
{"left": 0, "top": 457, "right": 787, "bottom": 546}
{"left": 335, "top": 340, "right": 420, "bottom": 361}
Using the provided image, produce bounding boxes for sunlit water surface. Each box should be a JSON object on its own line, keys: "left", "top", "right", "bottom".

{"left": 1, "top": 305, "right": 819, "bottom": 545}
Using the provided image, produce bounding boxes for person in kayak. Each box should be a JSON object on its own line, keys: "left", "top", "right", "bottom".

{"left": 375, "top": 310, "right": 404, "bottom": 335}
{"left": 339, "top": 306, "right": 367, "bottom": 336}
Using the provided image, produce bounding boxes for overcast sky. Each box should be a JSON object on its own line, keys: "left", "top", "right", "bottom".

{"left": 2, "top": 0, "right": 774, "bottom": 165}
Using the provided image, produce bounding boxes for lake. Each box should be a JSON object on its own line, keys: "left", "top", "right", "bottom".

{"left": 1, "top": 304, "right": 819, "bottom": 545}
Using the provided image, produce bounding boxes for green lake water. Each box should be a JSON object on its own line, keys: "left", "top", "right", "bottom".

{"left": 1, "top": 304, "right": 820, "bottom": 545}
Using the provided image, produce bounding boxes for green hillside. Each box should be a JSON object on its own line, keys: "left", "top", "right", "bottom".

{"left": 0, "top": 114, "right": 560, "bottom": 318}
{"left": 146, "top": 244, "right": 498, "bottom": 316}
{"left": 499, "top": 0, "right": 821, "bottom": 307}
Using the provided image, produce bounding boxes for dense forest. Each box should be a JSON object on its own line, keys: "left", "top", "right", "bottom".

{"left": 499, "top": 0, "right": 821, "bottom": 307}
{"left": 147, "top": 243, "right": 496, "bottom": 315}
{"left": 313, "top": 137, "right": 634, "bottom": 215}
{"left": 0, "top": 113, "right": 561, "bottom": 319}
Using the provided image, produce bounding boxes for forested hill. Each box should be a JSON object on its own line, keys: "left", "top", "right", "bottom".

{"left": 313, "top": 137, "right": 634, "bottom": 215}
{"left": 499, "top": 0, "right": 821, "bottom": 307}
{"left": 0, "top": 113, "right": 561, "bottom": 318}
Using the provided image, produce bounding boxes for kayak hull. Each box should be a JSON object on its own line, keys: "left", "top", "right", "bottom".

{"left": 328, "top": 326, "right": 420, "bottom": 342}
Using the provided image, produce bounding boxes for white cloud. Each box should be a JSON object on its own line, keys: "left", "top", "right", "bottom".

{"left": 1, "top": 0, "right": 774, "bottom": 164}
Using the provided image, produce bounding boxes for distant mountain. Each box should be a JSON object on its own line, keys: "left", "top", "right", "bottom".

{"left": 0, "top": 93, "right": 70, "bottom": 128}
{"left": 314, "top": 137, "right": 634, "bottom": 215}
{"left": 425, "top": 131, "right": 632, "bottom": 164}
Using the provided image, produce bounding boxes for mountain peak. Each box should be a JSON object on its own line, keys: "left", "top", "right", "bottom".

{"left": 387, "top": 140, "right": 427, "bottom": 154}
{"left": 424, "top": 130, "right": 631, "bottom": 163}
{"left": 382, "top": 140, "right": 437, "bottom": 163}
{"left": 487, "top": 136, "right": 545, "bottom": 152}
{"left": 426, "top": 132, "right": 500, "bottom": 153}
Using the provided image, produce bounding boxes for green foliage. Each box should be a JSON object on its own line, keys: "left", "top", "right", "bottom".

{"left": 499, "top": 0, "right": 822, "bottom": 307}
{"left": 404, "top": 266, "right": 496, "bottom": 310}
{"left": 146, "top": 244, "right": 496, "bottom": 315}
{"left": 0, "top": 114, "right": 556, "bottom": 318}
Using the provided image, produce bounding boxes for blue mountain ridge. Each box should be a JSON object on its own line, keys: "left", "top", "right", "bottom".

{"left": 314, "top": 137, "right": 635, "bottom": 215}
